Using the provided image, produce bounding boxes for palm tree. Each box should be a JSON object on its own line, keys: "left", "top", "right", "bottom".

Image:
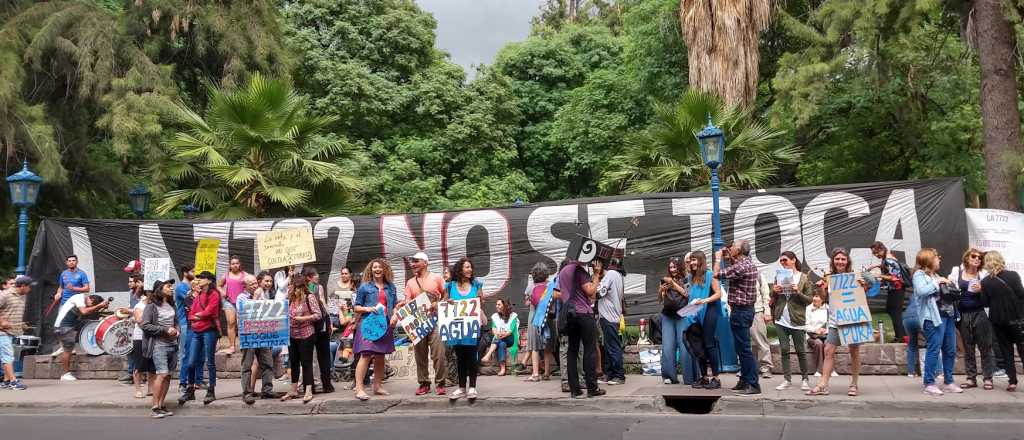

{"left": 601, "top": 89, "right": 800, "bottom": 194}
{"left": 156, "top": 73, "right": 363, "bottom": 218}
{"left": 679, "top": 0, "right": 774, "bottom": 108}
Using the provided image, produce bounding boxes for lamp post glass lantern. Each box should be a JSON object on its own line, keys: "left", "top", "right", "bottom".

{"left": 7, "top": 160, "right": 43, "bottom": 275}
{"left": 129, "top": 185, "right": 151, "bottom": 218}
{"left": 695, "top": 115, "right": 726, "bottom": 255}
{"left": 182, "top": 203, "right": 199, "bottom": 219}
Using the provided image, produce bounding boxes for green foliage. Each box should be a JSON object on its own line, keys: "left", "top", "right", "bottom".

{"left": 157, "top": 73, "right": 364, "bottom": 218}
{"left": 603, "top": 89, "right": 801, "bottom": 193}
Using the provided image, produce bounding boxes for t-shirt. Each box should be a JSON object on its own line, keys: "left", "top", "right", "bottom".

{"left": 222, "top": 272, "right": 247, "bottom": 305}
{"left": 490, "top": 312, "right": 518, "bottom": 334}
{"left": 154, "top": 302, "right": 177, "bottom": 348}
{"left": 404, "top": 273, "right": 445, "bottom": 303}
{"left": 54, "top": 293, "right": 87, "bottom": 328}
{"left": 58, "top": 269, "right": 89, "bottom": 304}
{"left": 273, "top": 270, "right": 290, "bottom": 300}
{"left": 558, "top": 263, "right": 593, "bottom": 315}
{"left": 132, "top": 301, "right": 147, "bottom": 340}
{"left": 0, "top": 289, "right": 27, "bottom": 336}
{"left": 174, "top": 281, "right": 191, "bottom": 327}
{"left": 597, "top": 270, "right": 624, "bottom": 323}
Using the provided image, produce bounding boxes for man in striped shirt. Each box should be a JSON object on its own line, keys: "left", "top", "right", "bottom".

{"left": 715, "top": 240, "right": 761, "bottom": 395}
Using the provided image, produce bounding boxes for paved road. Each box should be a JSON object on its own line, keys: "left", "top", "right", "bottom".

{"left": 3, "top": 413, "right": 1023, "bottom": 440}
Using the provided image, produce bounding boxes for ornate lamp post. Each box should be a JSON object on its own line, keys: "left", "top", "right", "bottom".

{"left": 6, "top": 161, "right": 43, "bottom": 275}
{"left": 696, "top": 115, "right": 726, "bottom": 255}
{"left": 182, "top": 203, "right": 200, "bottom": 219}
{"left": 128, "top": 185, "right": 151, "bottom": 219}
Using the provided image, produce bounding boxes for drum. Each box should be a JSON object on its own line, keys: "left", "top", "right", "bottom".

{"left": 94, "top": 315, "right": 133, "bottom": 357}
{"left": 78, "top": 321, "right": 104, "bottom": 356}
{"left": 12, "top": 335, "right": 40, "bottom": 350}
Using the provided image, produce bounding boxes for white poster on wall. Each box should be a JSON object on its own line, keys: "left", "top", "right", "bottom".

{"left": 965, "top": 208, "right": 1024, "bottom": 273}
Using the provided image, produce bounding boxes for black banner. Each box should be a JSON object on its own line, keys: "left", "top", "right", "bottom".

{"left": 24, "top": 178, "right": 967, "bottom": 345}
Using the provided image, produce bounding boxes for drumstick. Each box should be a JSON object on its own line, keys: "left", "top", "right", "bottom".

{"left": 44, "top": 297, "right": 60, "bottom": 317}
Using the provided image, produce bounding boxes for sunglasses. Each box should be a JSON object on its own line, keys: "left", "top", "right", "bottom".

{"left": 831, "top": 248, "right": 848, "bottom": 256}
{"left": 968, "top": 254, "right": 981, "bottom": 260}
{"left": 779, "top": 257, "right": 790, "bottom": 263}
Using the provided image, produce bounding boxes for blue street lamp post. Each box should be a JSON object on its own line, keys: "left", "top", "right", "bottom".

{"left": 696, "top": 115, "right": 726, "bottom": 256}
{"left": 128, "top": 185, "right": 151, "bottom": 219}
{"left": 6, "top": 161, "right": 43, "bottom": 275}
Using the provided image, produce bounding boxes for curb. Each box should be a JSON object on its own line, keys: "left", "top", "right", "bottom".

{"left": 713, "top": 397, "right": 1024, "bottom": 420}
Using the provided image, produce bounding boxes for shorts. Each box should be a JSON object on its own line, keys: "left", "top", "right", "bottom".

{"left": 152, "top": 345, "right": 177, "bottom": 374}
{"left": 222, "top": 300, "right": 236, "bottom": 313}
{"left": 826, "top": 327, "right": 864, "bottom": 347}
{"left": 131, "top": 340, "right": 155, "bottom": 373}
{"left": 55, "top": 327, "right": 78, "bottom": 350}
{"left": 0, "top": 335, "right": 13, "bottom": 364}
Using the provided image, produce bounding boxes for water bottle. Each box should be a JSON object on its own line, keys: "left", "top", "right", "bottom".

{"left": 878, "top": 320, "right": 885, "bottom": 343}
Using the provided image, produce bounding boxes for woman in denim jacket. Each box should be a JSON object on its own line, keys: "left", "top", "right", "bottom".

{"left": 911, "top": 248, "right": 961, "bottom": 396}
{"left": 352, "top": 258, "right": 398, "bottom": 401}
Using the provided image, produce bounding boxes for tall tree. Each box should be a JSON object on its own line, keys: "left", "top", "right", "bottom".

{"left": 679, "top": 0, "right": 773, "bottom": 108}
{"left": 970, "top": 0, "right": 1023, "bottom": 209}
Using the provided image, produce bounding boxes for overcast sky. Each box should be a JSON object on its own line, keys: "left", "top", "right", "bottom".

{"left": 416, "top": 0, "right": 545, "bottom": 75}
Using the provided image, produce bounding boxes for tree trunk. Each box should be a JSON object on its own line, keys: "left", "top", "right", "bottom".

{"left": 975, "top": 0, "right": 1023, "bottom": 210}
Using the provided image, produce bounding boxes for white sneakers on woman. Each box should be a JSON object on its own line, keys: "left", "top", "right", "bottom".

{"left": 923, "top": 385, "right": 944, "bottom": 396}
{"left": 449, "top": 388, "right": 466, "bottom": 400}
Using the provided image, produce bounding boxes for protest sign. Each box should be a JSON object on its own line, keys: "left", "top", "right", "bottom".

{"left": 838, "top": 321, "right": 874, "bottom": 345}
{"left": 257, "top": 227, "right": 316, "bottom": 269}
{"left": 143, "top": 257, "right": 171, "bottom": 288}
{"left": 194, "top": 239, "right": 220, "bottom": 275}
{"left": 237, "top": 299, "right": 289, "bottom": 349}
{"left": 397, "top": 298, "right": 437, "bottom": 346}
{"left": 828, "top": 272, "right": 871, "bottom": 326}
{"left": 775, "top": 268, "right": 793, "bottom": 287}
{"left": 437, "top": 298, "right": 481, "bottom": 345}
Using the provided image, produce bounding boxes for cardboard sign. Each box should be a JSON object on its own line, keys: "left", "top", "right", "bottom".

{"left": 437, "top": 298, "right": 481, "bottom": 345}
{"left": 828, "top": 272, "right": 871, "bottom": 325}
{"left": 564, "top": 235, "right": 624, "bottom": 265}
{"left": 143, "top": 257, "right": 171, "bottom": 288}
{"left": 194, "top": 239, "right": 220, "bottom": 275}
{"left": 397, "top": 295, "right": 437, "bottom": 346}
{"left": 775, "top": 268, "right": 793, "bottom": 287}
{"left": 237, "top": 299, "right": 290, "bottom": 349}
{"left": 838, "top": 321, "right": 874, "bottom": 345}
{"left": 257, "top": 227, "right": 316, "bottom": 269}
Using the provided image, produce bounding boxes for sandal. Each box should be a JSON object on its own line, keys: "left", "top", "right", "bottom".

{"left": 373, "top": 388, "right": 390, "bottom": 396}
{"left": 355, "top": 391, "right": 370, "bottom": 401}
{"left": 961, "top": 379, "right": 978, "bottom": 389}
{"left": 524, "top": 375, "right": 541, "bottom": 382}
{"left": 303, "top": 393, "right": 314, "bottom": 404}
{"left": 805, "top": 385, "right": 830, "bottom": 396}
{"left": 983, "top": 380, "right": 994, "bottom": 390}
{"left": 847, "top": 385, "right": 859, "bottom": 397}
{"left": 280, "top": 393, "right": 297, "bottom": 402}
{"left": 134, "top": 390, "right": 145, "bottom": 399}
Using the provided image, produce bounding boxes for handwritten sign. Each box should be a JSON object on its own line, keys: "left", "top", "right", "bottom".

{"left": 397, "top": 294, "right": 437, "bottom": 345}
{"left": 828, "top": 272, "right": 871, "bottom": 326}
{"left": 437, "top": 298, "right": 481, "bottom": 345}
{"left": 838, "top": 321, "right": 874, "bottom": 345}
{"left": 143, "top": 257, "right": 171, "bottom": 288}
{"left": 237, "top": 299, "right": 290, "bottom": 349}
{"left": 194, "top": 239, "right": 220, "bottom": 275}
{"left": 257, "top": 227, "right": 316, "bottom": 269}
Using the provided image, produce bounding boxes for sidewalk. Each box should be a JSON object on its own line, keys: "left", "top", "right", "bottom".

{"left": 2, "top": 374, "right": 1021, "bottom": 419}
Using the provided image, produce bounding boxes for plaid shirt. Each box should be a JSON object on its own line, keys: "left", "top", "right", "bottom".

{"left": 718, "top": 256, "right": 759, "bottom": 307}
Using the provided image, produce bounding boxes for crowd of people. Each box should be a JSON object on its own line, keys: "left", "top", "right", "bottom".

{"left": 1, "top": 240, "right": 1022, "bottom": 416}
{"left": 654, "top": 240, "right": 1024, "bottom": 397}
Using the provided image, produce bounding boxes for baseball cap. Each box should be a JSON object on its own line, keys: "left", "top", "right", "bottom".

{"left": 408, "top": 252, "right": 429, "bottom": 262}
{"left": 13, "top": 275, "right": 34, "bottom": 286}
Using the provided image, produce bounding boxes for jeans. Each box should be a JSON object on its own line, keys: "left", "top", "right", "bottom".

{"left": 661, "top": 315, "right": 687, "bottom": 383}
{"left": 776, "top": 325, "right": 809, "bottom": 381}
{"left": 699, "top": 302, "right": 722, "bottom": 377}
{"left": 730, "top": 305, "right": 758, "bottom": 388}
{"left": 177, "top": 325, "right": 203, "bottom": 386}
{"left": 185, "top": 329, "right": 218, "bottom": 388}
{"left": 495, "top": 335, "right": 515, "bottom": 363}
{"left": 923, "top": 318, "right": 956, "bottom": 386}
{"left": 600, "top": 318, "right": 625, "bottom": 381}
{"left": 566, "top": 313, "right": 598, "bottom": 393}
{"left": 904, "top": 316, "right": 922, "bottom": 375}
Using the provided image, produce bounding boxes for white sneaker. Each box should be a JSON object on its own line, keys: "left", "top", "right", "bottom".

{"left": 60, "top": 372, "right": 77, "bottom": 381}
{"left": 923, "top": 385, "right": 944, "bottom": 396}
{"left": 50, "top": 347, "right": 64, "bottom": 357}
{"left": 907, "top": 374, "right": 916, "bottom": 378}
{"left": 814, "top": 371, "right": 822, "bottom": 377}
{"left": 449, "top": 388, "right": 465, "bottom": 400}
{"left": 775, "top": 380, "right": 792, "bottom": 391}
{"left": 830, "top": 371, "right": 839, "bottom": 377}
{"left": 606, "top": 379, "right": 621, "bottom": 386}
{"left": 800, "top": 379, "right": 810, "bottom": 391}
{"left": 663, "top": 379, "right": 673, "bottom": 385}
{"left": 942, "top": 384, "right": 964, "bottom": 394}
{"left": 994, "top": 369, "right": 1007, "bottom": 378}
{"left": 467, "top": 387, "right": 478, "bottom": 399}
